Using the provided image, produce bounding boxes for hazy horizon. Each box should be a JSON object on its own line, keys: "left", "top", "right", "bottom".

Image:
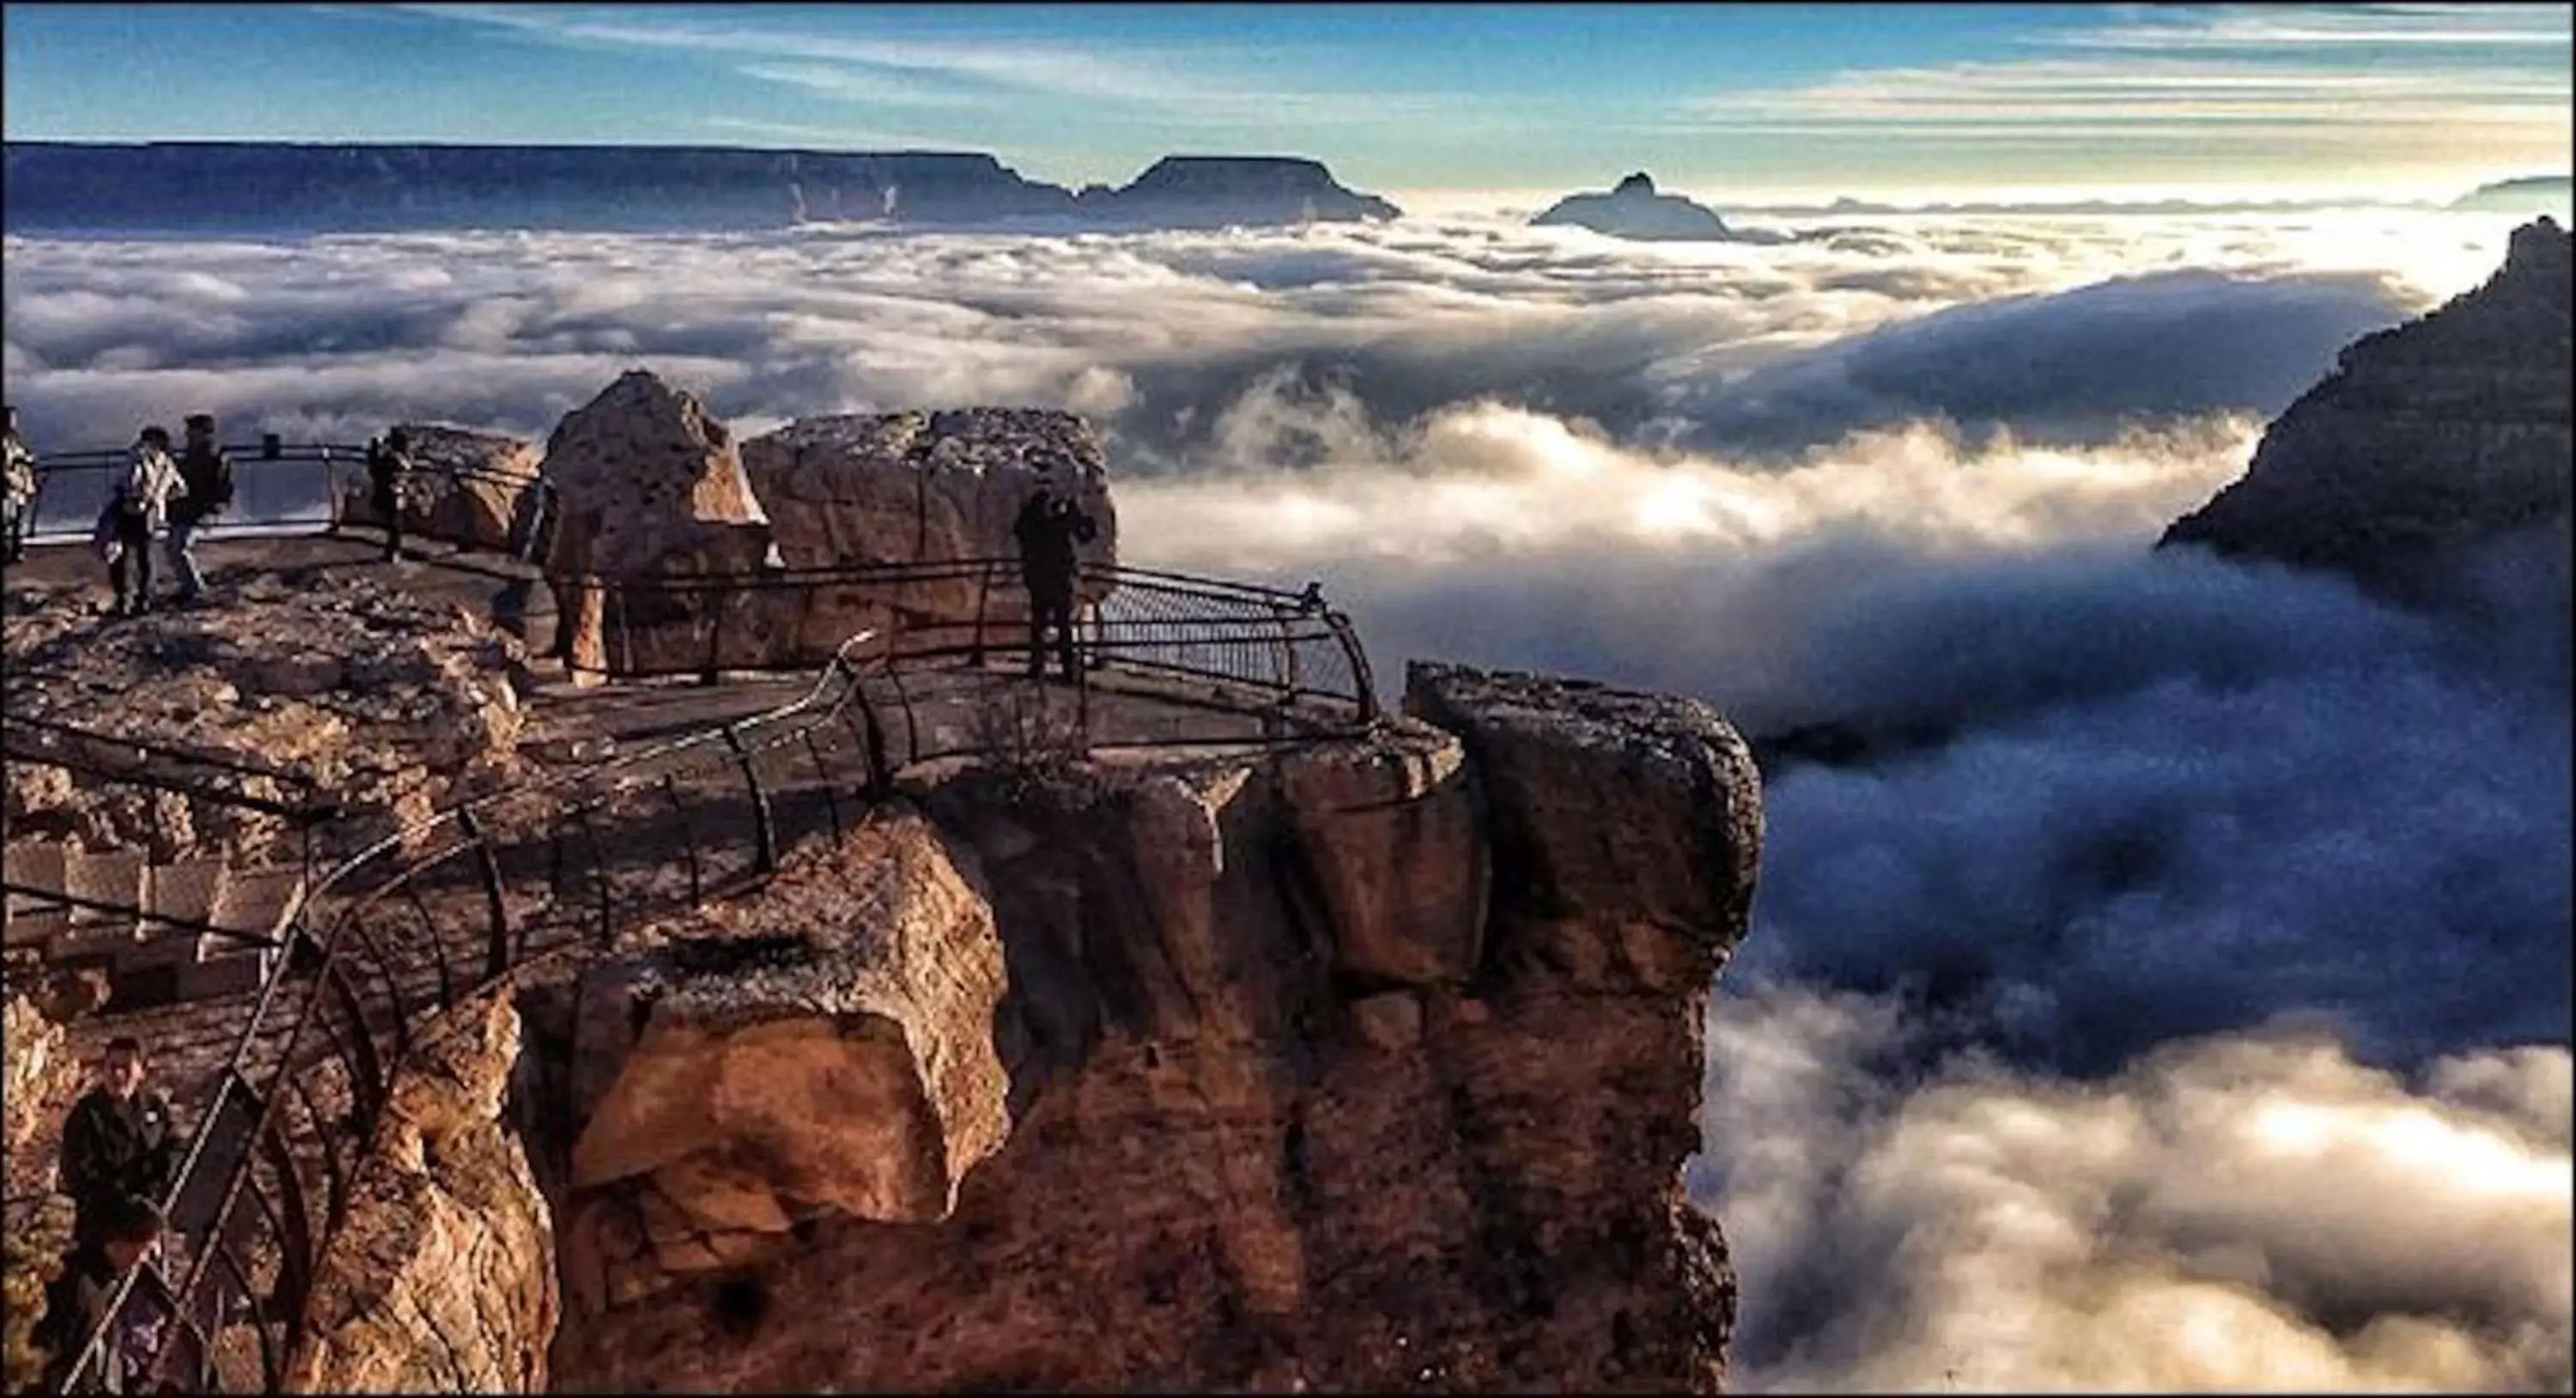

{"left": 3, "top": 3, "right": 2571, "bottom": 204}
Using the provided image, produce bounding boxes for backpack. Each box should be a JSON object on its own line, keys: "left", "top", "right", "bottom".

{"left": 187, "top": 444, "right": 235, "bottom": 510}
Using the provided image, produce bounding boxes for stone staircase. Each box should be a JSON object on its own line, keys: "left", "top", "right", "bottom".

{"left": 0, "top": 840, "right": 301, "bottom": 1006}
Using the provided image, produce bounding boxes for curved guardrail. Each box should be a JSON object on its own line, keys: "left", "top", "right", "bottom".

{"left": 560, "top": 556, "right": 1378, "bottom": 727}
{"left": 55, "top": 631, "right": 896, "bottom": 1393}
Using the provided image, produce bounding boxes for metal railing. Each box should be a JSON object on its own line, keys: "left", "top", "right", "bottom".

{"left": 558, "top": 556, "right": 1378, "bottom": 729}
{"left": 54, "top": 632, "right": 896, "bottom": 1394}
{"left": 18, "top": 441, "right": 554, "bottom": 561}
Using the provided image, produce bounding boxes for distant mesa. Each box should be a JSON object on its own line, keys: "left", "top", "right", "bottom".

{"left": 2449, "top": 174, "right": 2574, "bottom": 216}
{"left": 2160, "top": 216, "right": 2573, "bottom": 599}
{"left": 0, "top": 142, "right": 1403, "bottom": 234}
{"left": 1530, "top": 171, "right": 1735, "bottom": 241}
{"left": 1072, "top": 155, "right": 1401, "bottom": 229}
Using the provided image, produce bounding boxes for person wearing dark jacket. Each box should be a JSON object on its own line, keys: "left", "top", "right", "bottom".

{"left": 58, "top": 1037, "right": 178, "bottom": 1251}
{"left": 367, "top": 428, "right": 414, "bottom": 562}
{"left": 1012, "top": 483, "right": 1097, "bottom": 682}
{"left": 165, "top": 413, "right": 233, "bottom": 606}
{"left": 33, "top": 1194, "right": 167, "bottom": 1395}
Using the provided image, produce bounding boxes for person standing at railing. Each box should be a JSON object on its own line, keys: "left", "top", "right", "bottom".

{"left": 103, "top": 428, "right": 185, "bottom": 618}
{"left": 58, "top": 1037, "right": 179, "bottom": 1255}
{"left": 164, "top": 414, "right": 234, "bottom": 608}
{"left": 1012, "top": 482, "right": 1098, "bottom": 682}
{"left": 367, "top": 427, "right": 415, "bottom": 562}
{"left": 2, "top": 404, "right": 36, "bottom": 565}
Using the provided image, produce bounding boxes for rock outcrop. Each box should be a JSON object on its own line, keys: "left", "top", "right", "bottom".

{"left": 1, "top": 568, "right": 532, "bottom": 866}
{"left": 3, "top": 995, "right": 68, "bottom": 1157}
{"left": 737, "top": 409, "right": 1118, "bottom": 656}
{"left": 288, "top": 993, "right": 558, "bottom": 1395}
{"left": 536, "top": 370, "right": 778, "bottom": 678}
{"left": 339, "top": 424, "right": 545, "bottom": 556}
{"left": 2160, "top": 217, "right": 2573, "bottom": 595}
{"left": 1533, "top": 173, "right": 1735, "bottom": 241}
{"left": 546, "top": 812, "right": 1012, "bottom": 1314}
{"left": 526, "top": 663, "right": 1758, "bottom": 1392}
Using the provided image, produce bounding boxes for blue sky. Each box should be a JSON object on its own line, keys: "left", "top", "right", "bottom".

{"left": 3, "top": 3, "right": 2568, "bottom": 201}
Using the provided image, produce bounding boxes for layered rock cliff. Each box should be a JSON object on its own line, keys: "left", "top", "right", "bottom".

{"left": 287, "top": 661, "right": 1759, "bottom": 1393}
{"left": 0, "top": 143, "right": 1402, "bottom": 234}
{"left": 1532, "top": 173, "right": 1735, "bottom": 242}
{"left": 2160, "top": 217, "right": 2573, "bottom": 595}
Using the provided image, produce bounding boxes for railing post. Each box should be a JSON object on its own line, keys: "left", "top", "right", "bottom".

{"left": 454, "top": 806, "right": 513, "bottom": 980}
{"left": 722, "top": 724, "right": 777, "bottom": 876}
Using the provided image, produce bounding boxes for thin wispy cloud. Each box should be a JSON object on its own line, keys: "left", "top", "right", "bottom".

{"left": 401, "top": 2, "right": 1455, "bottom": 129}
{"left": 1674, "top": 3, "right": 2570, "bottom": 167}
{"left": 2055, "top": 2, "right": 2574, "bottom": 52}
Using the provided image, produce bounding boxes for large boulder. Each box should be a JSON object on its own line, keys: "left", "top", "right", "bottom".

{"left": 2160, "top": 217, "right": 2573, "bottom": 597}
{"left": 738, "top": 409, "right": 1118, "bottom": 657}
{"left": 537, "top": 371, "right": 780, "bottom": 678}
{"left": 550, "top": 810, "right": 1011, "bottom": 1312}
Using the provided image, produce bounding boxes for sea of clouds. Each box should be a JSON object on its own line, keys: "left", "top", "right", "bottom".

{"left": 4, "top": 204, "right": 2565, "bottom": 1389}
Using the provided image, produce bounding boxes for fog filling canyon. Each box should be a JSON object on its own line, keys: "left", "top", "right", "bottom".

{"left": 5, "top": 206, "right": 2566, "bottom": 1390}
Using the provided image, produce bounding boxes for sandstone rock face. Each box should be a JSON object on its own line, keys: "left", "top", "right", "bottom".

{"left": 1274, "top": 721, "right": 1488, "bottom": 986}
{"left": 338, "top": 424, "right": 544, "bottom": 554}
{"left": 2161, "top": 217, "right": 2573, "bottom": 595}
{"left": 288, "top": 993, "right": 557, "bottom": 1395}
{"left": 3, "top": 995, "right": 68, "bottom": 1157}
{"left": 542, "top": 665, "right": 1760, "bottom": 1393}
{"left": 736, "top": 409, "right": 1118, "bottom": 659}
{"left": 1, "top": 569, "right": 532, "bottom": 867}
{"left": 1402, "top": 662, "right": 1764, "bottom": 981}
{"left": 535, "top": 811, "right": 1010, "bottom": 1316}
{"left": 537, "top": 370, "right": 778, "bottom": 678}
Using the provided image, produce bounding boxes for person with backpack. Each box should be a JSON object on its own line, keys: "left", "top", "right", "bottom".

{"left": 3, "top": 404, "right": 37, "bottom": 565}
{"left": 104, "top": 427, "right": 185, "bottom": 617}
{"left": 368, "top": 427, "right": 415, "bottom": 562}
{"left": 165, "top": 412, "right": 234, "bottom": 606}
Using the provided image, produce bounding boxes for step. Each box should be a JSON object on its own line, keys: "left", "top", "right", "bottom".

{"left": 150, "top": 860, "right": 228, "bottom": 930}
{"left": 214, "top": 868, "right": 306, "bottom": 943}
{"left": 175, "top": 943, "right": 277, "bottom": 1002}
{"left": 1, "top": 903, "right": 68, "bottom": 950}
{"left": 3, "top": 839, "right": 70, "bottom": 898}
{"left": 63, "top": 848, "right": 146, "bottom": 926}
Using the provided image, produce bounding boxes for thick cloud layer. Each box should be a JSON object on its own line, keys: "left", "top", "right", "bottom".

{"left": 1, "top": 209, "right": 2472, "bottom": 467}
{"left": 3, "top": 207, "right": 2561, "bottom": 1390}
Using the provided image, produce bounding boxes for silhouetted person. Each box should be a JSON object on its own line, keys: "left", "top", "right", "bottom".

{"left": 3, "top": 404, "right": 36, "bottom": 564}
{"left": 1012, "top": 483, "right": 1096, "bottom": 681}
{"left": 106, "top": 427, "right": 185, "bottom": 617}
{"left": 59, "top": 1036, "right": 178, "bottom": 1253}
{"left": 368, "top": 428, "right": 414, "bottom": 562}
{"left": 33, "top": 1193, "right": 167, "bottom": 1395}
{"left": 166, "top": 413, "right": 234, "bottom": 606}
